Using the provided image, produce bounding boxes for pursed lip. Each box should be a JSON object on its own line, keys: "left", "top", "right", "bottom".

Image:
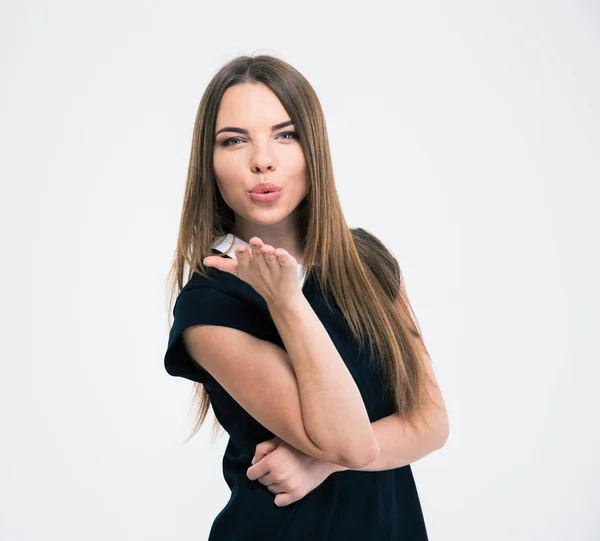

{"left": 249, "top": 182, "right": 283, "bottom": 194}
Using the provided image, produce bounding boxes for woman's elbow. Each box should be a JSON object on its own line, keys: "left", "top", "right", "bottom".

{"left": 341, "top": 440, "right": 380, "bottom": 469}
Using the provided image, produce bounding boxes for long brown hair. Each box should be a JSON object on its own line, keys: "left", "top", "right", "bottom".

{"left": 165, "top": 54, "right": 440, "bottom": 445}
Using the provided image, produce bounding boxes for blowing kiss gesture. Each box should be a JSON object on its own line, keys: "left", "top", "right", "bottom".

{"left": 204, "top": 238, "right": 336, "bottom": 505}
{"left": 203, "top": 236, "right": 303, "bottom": 307}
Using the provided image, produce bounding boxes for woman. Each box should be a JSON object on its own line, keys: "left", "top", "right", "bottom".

{"left": 164, "top": 54, "right": 449, "bottom": 540}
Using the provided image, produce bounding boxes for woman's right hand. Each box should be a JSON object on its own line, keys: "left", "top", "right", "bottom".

{"left": 247, "top": 437, "right": 335, "bottom": 507}
{"left": 203, "top": 236, "right": 302, "bottom": 307}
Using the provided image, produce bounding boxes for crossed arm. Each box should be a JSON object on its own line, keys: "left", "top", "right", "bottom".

{"left": 330, "top": 406, "right": 448, "bottom": 474}
{"left": 329, "top": 352, "right": 449, "bottom": 474}
{"left": 267, "top": 287, "right": 450, "bottom": 473}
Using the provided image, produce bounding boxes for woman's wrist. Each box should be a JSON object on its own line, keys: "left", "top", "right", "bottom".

{"left": 266, "top": 289, "right": 307, "bottom": 313}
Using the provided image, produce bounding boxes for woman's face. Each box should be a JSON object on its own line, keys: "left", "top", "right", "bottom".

{"left": 212, "top": 82, "right": 308, "bottom": 228}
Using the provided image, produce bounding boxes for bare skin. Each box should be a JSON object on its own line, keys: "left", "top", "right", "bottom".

{"left": 246, "top": 436, "right": 332, "bottom": 508}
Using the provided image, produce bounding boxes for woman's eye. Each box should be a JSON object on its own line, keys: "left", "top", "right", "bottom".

{"left": 219, "top": 131, "right": 298, "bottom": 147}
{"left": 220, "top": 137, "right": 243, "bottom": 147}
{"left": 278, "top": 131, "right": 298, "bottom": 140}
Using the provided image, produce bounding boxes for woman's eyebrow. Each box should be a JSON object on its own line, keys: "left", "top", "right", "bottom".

{"left": 215, "top": 120, "right": 294, "bottom": 137}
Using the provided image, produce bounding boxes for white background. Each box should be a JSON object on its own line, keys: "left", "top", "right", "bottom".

{"left": 1, "top": 1, "right": 598, "bottom": 539}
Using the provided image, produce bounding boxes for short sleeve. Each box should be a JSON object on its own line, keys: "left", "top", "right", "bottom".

{"left": 164, "top": 285, "right": 271, "bottom": 384}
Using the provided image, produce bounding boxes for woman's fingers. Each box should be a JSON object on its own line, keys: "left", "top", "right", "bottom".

{"left": 254, "top": 237, "right": 277, "bottom": 268}
{"left": 203, "top": 241, "right": 253, "bottom": 275}
{"left": 236, "top": 243, "right": 250, "bottom": 260}
{"left": 249, "top": 237, "right": 264, "bottom": 261}
{"left": 204, "top": 238, "right": 298, "bottom": 302}
{"left": 249, "top": 237, "right": 292, "bottom": 269}
{"left": 202, "top": 255, "right": 238, "bottom": 274}
{"left": 262, "top": 244, "right": 277, "bottom": 268}
{"left": 274, "top": 248, "right": 294, "bottom": 268}
{"left": 249, "top": 238, "right": 271, "bottom": 276}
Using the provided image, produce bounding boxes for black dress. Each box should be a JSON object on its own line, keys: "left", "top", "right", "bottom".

{"left": 164, "top": 247, "right": 429, "bottom": 540}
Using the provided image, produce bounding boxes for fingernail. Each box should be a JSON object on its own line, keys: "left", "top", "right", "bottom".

{"left": 251, "top": 456, "right": 256, "bottom": 465}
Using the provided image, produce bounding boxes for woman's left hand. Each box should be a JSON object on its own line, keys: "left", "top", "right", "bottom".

{"left": 246, "top": 437, "right": 334, "bottom": 507}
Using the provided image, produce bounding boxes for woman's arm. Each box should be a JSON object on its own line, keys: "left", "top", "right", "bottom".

{"left": 326, "top": 355, "right": 449, "bottom": 473}
{"left": 327, "top": 409, "right": 448, "bottom": 473}
{"left": 267, "top": 294, "right": 379, "bottom": 469}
